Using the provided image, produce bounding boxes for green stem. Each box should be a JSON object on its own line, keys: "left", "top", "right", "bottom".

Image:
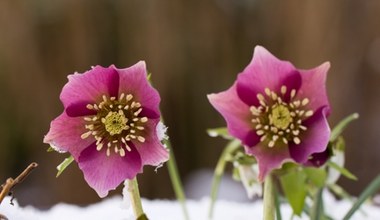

{"left": 208, "top": 139, "right": 240, "bottom": 219}
{"left": 274, "top": 186, "right": 282, "bottom": 220}
{"left": 164, "top": 138, "right": 190, "bottom": 220}
{"left": 263, "top": 174, "right": 275, "bottom": 220}
{"left": 310, "top": 188, "right": 323, "bottom": 220}
{"left": 127, "top": 177, "right": 147, "bottom": 220}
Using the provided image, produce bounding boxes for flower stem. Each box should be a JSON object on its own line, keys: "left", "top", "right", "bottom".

{"left": 127, "top": 177, "right": 147, "bottom": 220}
{"left": 263, "top": 173, "right": 275, "bottom": 220}
{"left": 164, "top": 139, "right": 190, "bottom": 220}
{"left": 310, "top": 188, "right": 324, "bottom": 220}
{"left": 274, "top": 186, "right": 282, "bottom": 220}
{"left": 208, "top": 139, "right": 240, "bottom": 219}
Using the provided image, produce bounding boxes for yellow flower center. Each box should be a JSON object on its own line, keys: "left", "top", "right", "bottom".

{"left": 250, "top": 86, "right": 313, "bottom": 148}
{"left": 270, "top": 105, "right": 292, "bottom": 130}
{"left": 80, "top": 93, "right": 148, "bottom": 157}
{"left": 103, "top": 111, "right": 129, "bottom": 136}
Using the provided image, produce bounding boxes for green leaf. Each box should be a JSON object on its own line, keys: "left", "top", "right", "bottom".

{"left": 56, "top": 156, "right": 74, "bottom": 177}
{"left": 343, "top": 174, "right": 380, "bottom": 220}
{"left": 304, "top": 167, "right": 327, "bottom": 187}
{"left": 280, "top": 170, "right": 307, "bottom": 215}
{"left": 272, "top": 162, "right": 298, "bottom": 176}
{"left": 47, "top": 146, "right": 55, "bottom": 152}
{"left": 327, "top": 161, "right": 357, "bottom": 181}
{"left": 330, "top": 113, "right": 359, "bottom": 142}
{"left": 207, "top": 127, "right": 233, "bottom": 140}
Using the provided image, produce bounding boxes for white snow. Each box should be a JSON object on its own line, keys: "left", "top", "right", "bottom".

{"left": 1, "top": 192, "right": 380, "bottom": 220}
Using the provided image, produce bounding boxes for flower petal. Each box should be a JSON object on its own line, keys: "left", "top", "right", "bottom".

{"left": 134, "top": 119, "right": 169, "bottom": 166}
{"left": 296, "top": 62, "right": 331, "bottom": 114}
{"left": 245, "top": 144, "right": 292, "bottom": 182}
{"left": 43, "top": 112, "right": 94, "bottom": 160}
{"left": 78, "top": 143, "right": 142, "bottom": 198}
{"left": 304, "top": 148, "right": 331, "bottom": 167}
{"left": 208, "top": 83, "right": 260, "bottom": 147}
{"left": 289, "top": 106, "right": 330, "bottom": 163}
{"left": 61, "top": 66, "right": 120, "bottom": 117}
{"left": 237, "top": 46, "right": 301, "bottom": 106}
{"left": 117, "top": 61, "right": 161, "bottom": 119}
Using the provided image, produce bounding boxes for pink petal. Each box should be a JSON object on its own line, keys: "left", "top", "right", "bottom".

{"left": 289, "top": 106, "right": 330, "bottom": 163}
{"left": 43, "top": 112, "right": 94, "bottom": 160}
{"left": 78, "top": 143, "right": 142, "bottom": 198}
{"left": 208, "top": 83, "right": 260, "bottom": 147}
{"left": 134, "top": 119, "right": 169, "bottom": 166}
{"left": 296, "top": 62, "right": 331, "bottom": 114}
{"left": 61, "top": 66, "right": 120, "bottom": 117}
{"left": 245, "top": 144, "right": 292, "bottom": 182}
{"left": 237, "top": 46, "right": 302, "bottom": 106}
{"left": 117, "top": 61, "right": 161, "bottom": 119}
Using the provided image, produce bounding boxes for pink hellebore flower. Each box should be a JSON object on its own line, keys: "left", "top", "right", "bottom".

{"left": 208, "top": 46, "right": 331, "bottom": 181}
{"left": 44, "top": 61, "right": 169, "bottom": 197}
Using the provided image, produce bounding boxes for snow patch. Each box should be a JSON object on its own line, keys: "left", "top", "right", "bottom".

{"left": 1, "top": 192, "right": 380, "bottom": 220}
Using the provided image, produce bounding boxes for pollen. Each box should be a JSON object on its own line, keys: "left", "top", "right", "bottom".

{"left": 102, "top": 111, "right": 128, "bottom": 136}
{"left": 80, "top": 93, "right": 149, "bottom": 157}
{"left": 250, "top": 86, "right": 313, "bottom": 148}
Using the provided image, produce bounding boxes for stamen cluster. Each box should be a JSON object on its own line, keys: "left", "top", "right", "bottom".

{"left": 81, "top": 93, "right": 148, "bottom": 157}
{"left": 250, "top": 85, "right": 313, "bottom": 148}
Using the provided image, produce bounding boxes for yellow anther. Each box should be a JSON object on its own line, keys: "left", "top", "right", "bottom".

{"left": 271, "top": 92, "right": 277, "bottom": 100}
{"left": 281, "top": 86, "right": 287, "bottom": 95}
{"left": 290, "top": 89, "right": 296, "bottom": 98}
{"left": 81, "top": 131, "right": 92, "bottom": 139}
{"left": 125, "top": 144, "right": 132, "bottom": 152}
{"left": 302, "top": 98, "right": 309, "bottom": 106}
{"left": 268, "top": 141, "right": 275, "bottom": 148}
{"left": 256, "top": 130, "right": 265, "bottom": 135}
{"left": 119, "top": 93, "right": 125, "bottom": 100}
{"left": 134, "top": 108, "right": 143, "bottom": 116}
{"left": 265, "top": 88, "right": 271, "bottom": 96}
{"left": 260, "top": 135, "right": 267, "bottom": 142}
{"left": 137, "top": 136, "right": 146, "bottom": 143}
{"left": 305, "top": 110, "right": 314, "bottom": 117}
{"left": 119, "top": 148, "right": 126, "bottom": 157}
{"left": 293, "top": 137, "right": 301, "bottom": 144}
{"left": 257, "top": 93, "right": 265, "bottom": 101}
{"left": 126, "top": 94, "right": 133, "bottom": 101}
{"left": 96, "top": 143, "right": 103, "bottom": 151}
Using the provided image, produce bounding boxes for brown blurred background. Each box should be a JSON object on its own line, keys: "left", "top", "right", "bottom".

{"left": 1, "top": 0, "right": 380, "bottom": 207}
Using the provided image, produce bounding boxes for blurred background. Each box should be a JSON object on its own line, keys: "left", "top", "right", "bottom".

{"left": 1, "top": 0, "right": 380, "bottom": 208}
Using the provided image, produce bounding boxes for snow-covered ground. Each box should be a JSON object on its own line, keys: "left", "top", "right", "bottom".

{"left": 1, "top": 192, "right": 380, "bottom": 220}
